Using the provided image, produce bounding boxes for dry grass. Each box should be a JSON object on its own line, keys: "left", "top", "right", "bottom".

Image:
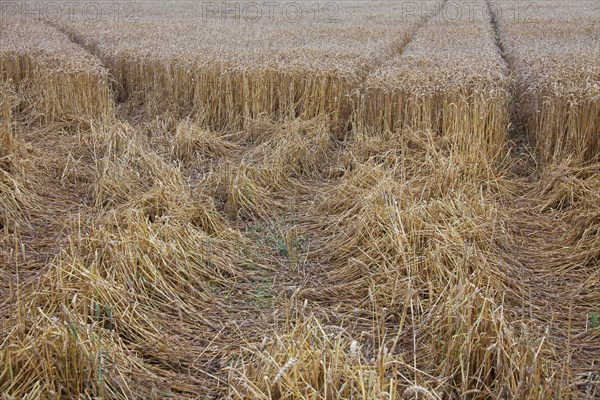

{"left": 200, "top": 161, "right": 289, "bottom": 221}
{"left": 228, "top": 120, "right": 597, "bottom": 398}
{"left": 230, "top": 310, "right": 406, "bottom": 399}
{"left": 0, "top": 82, "right": 17, "bottom": 157}
{"left": 1, "top": 121, "right": 263, "bottom": 398}
{"left": 231, "top": 283, "right": 552, "bottom": 399}
{"left": 170, "top": 120, "right": 239, "bottom": 164}
{"left": 244, "top": 117, "right": 334, "bottom": 178}
{"left": 0, "top": 81, "right": 37, "bottom": 238}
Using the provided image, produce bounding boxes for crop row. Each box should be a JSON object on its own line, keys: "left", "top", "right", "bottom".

{"left": 361, "top": 0, "right": 511, "bottom": 157}
{"left": 493, "top": 0, "right": 600, "bottom": 164}
{"left": 0, "top": 21, "right": 112, "bottom": 125}
{"left": 1, "top": 1, "right": 598, "bottom": 163}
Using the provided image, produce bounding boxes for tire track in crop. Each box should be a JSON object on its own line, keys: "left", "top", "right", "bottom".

{"left": 46, "top": 21, "right": 106, "bottom": 70}
{"left": 51, "top": 2, "right": 449, "bottom": 133}
{"left": 486, "top": 0, "right": 536, "bottom": 175}
{"left": 353, "top": 0, "right": 448, "bottom": 106}
{"left": 1, "top": 22, "right": 113, "bottom": 287}
{"left": 486, "top": 0, "right": 515, "bottom": 124}
{"left": 45, "top": 20, "right": 121, "bottom": 108}
{"left": 503, "top": 191, "right": 600, "bottom": 392}
{"left": 488, "top": 2, "right": 600, "bottom": 388}
{"left": 371, "top": 0, "right": 448, "bottom": 72}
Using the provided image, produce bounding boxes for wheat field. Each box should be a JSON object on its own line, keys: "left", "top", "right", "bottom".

{"left": 1, "top": 0, "right": 599, "bottom": 399}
